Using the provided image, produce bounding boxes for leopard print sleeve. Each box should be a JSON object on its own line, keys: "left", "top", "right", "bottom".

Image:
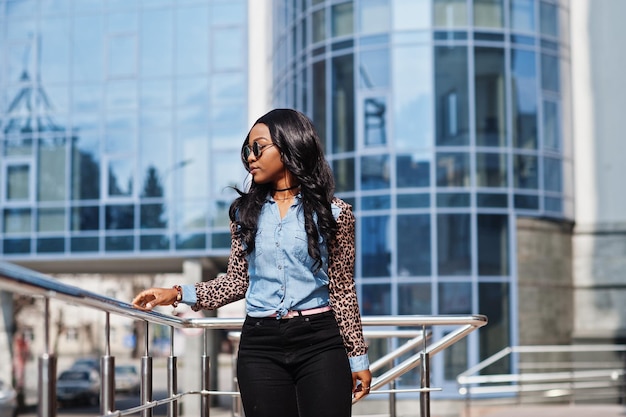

{"left": 328, "top": 198, "right": 368, "bottom": 358}
{"left": 191, "top": 221, "right": 249, "bottom": 311}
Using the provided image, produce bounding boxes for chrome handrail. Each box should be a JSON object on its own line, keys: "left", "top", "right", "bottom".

{"left": 0, "top": 261, "right": 487, "bottom": 417}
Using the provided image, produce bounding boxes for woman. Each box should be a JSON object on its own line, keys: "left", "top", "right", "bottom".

{"left": 132, "top": 108, "right": 372, "bottom": 417}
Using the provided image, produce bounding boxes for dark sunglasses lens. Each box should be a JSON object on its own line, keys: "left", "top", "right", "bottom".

{"left": 252, "top": 142, "right": 261, "bottom": 157}
{"left": 243, "top": 146, "right": 251, "bottom": 159}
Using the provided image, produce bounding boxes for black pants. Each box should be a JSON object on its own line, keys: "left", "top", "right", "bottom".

{"left": 236, "top": 311, "right": 352, "bottom": 417}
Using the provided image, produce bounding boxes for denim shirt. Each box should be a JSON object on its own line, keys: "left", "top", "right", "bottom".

{"left": 245, "top": 194, "right": 331, "bottom": 318}
{"left": 181, "top": 194, "right": 369, "bottom": 372}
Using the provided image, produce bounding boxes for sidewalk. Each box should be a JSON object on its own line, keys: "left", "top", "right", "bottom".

{"left": 465, "top": 404, "right": 626, "bottom": 417}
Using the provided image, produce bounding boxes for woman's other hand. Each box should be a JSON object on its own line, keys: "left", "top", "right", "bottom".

{"left": 132, "top": 287, "right": 178, "bottom": 311}
{"left": 352, "top": 369, "right": 373, "bottom": 400}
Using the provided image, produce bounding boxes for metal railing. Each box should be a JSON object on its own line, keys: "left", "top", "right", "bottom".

{"left": 0, "top": 261, "right": 487, "bottom": 417}
{"left": 457, "top": 344, "right": 626, "bottom": 415}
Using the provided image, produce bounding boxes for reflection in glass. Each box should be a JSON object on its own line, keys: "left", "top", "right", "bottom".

{"left": 106, "top": 80, "right": 137, "bottom": 109}
{"left": 476, "top": 152, "right": 507, "bottom": 187}
{"left": 213, "top": 27, "right": 244, "bottom": 70}
{"left": 436, "top": 152, "right": 470, "bottom": 187}
{"left": 37, "top": 238, "right": 65, "bottom": 253}
{"left": 477, "top": 193, "right": 508, "bottom": 208}
{"left": 398, "top": 283, "right": 431, "bottom": 314}
{"left": 73, "top": 15, "right": 104, "bottom": 82}
{"left": 176, "top": 233, "right": 206, "bottom": 250}
{"left": 175, "top": 202, "right": 207, "bottom": 231}
{"left": 140, "top": 235, "right": 169, "bottom": 251}
{"left": 543, "top": 100, "right": 560, "bottom": 151}
{"left": 212, "top": 0, "right": 246, "bottom": 25}
{"left": 313, "top": 60, "right": 326, "bottom": 145}
{"left": 444, "top": 329, "right": 468, "bottom": 380}
{"left": 4, "top": 208, "right": 32, "bottom": 234}
{"left": 71, "top": 206, "right": 99, "bottom": 231}
{"left": 105, "top": 236, "right": 133, "bottom": 251}
{"left": 361, "top": 155, "right": 390, "bottom": 190}
{"left": 73, "top": 84, "right": 102, "bottom": 112}
{"left": 38, "top": 208, "right": 66, "bottom": 232}
{"left": 358, "top": 0, "right": 390, "bottom": 35}
{"left": 106, "top": 205, "right": 134, "bottom": 229}
{"left": 108, "top": 159, "right": 134, "bottom": 197}
{"left": 40, "top": 17, "right": 70, "bottom": 84}
{"left": 437, "top": 193, "right": 470, "bottom": 207}
{"left": 361, "top": 195, "right": 390, "bottom": 210}
{"left": 3, "top": 239, "right": 31, "bottom": 254}
{"left": 141, "top": 8, "right": 173, "bottom": 77}
{"left": 333, "top": 158, "right": 355, "bottom": 193}
{"left": 473, "top": 0, "right": 503, "bottom": 28}
{"left": 511, "top": 49, "right": 537, "bottom": 149}
{"left": 7, "top": 164, "right": 30, "bottom": 200}
{"left": 361, "top": 215, "right": 391, "bottom": 277}
{"left": 332, "top": 2, "right": 353, "bottom": 37}
{"left": 541, "top": 53, "right": 559, "bottom": 92}
{"left": 177, "top": 6, "right": 209, "bottom": 74}
{"left": 513, "top": 154, "right": 538, "bottom": 189}
{"left": 140, "top": 167, "right": 165, "bottom": 198}
{"left": 71, "top": 237, "right": 99, "bottom": 253}
{"left": 393, "top": 45, "right": 432, "bottom": 150}
{"left": 361, "top": 284, "right": 391, "bottom": 315}
{"left": 435, "top": 46, "right": 469, "bottom": 146}
{"left": 397, "top": 214, "right": 431, "bottom": 276}
{"left": 397, "top": 193, "right": 430, "bottom": 208}
{"left": 108, "top": 34, "right": 137, "bottom": 78}
{"left": 433, "top": 0, "right": 468, "bottom": 28}
{"left": 539, "top": 1, "right": 558, "bottom": 38}
{"left": 396, "top": 154, "right": 429, "bottom": 188}
{"left": 437, "top": 213, "right": 471, "bottom": 275}
{"left": 439, "top": 282, "right": 471, "bottom": 314}
{"left": 71, "top": 136, "right": 100, "bottom": 200}
{"left": 514, "top": 193, "right": 539, "bottom": 209}
{"left": 332, "top": 54, "right": 355, "bottom": 153}
{"left": 359, "top": 49, "right": 389, "bottom": 89}
{"left": 313, "top": 9, "right": 326, "bottom": 43}
{"left": 475, "top": 47, "right": 506, "bottom": 147}
{"left": 479, "top": 282, "right": 511, "bottom": 372}
{"left": 141, "top": 203, "right": 167, "bottom": 229}
{"left": 544, "top": 157, "right": 562, "bottom": 192}
{"left": 510, "top": 0, "right": 535, "bottom": 33}
{"left": 478, "top": 214, "right": 509, "bottom": 275}
{"left": 393, "top": 0, "right": 430, "bottom": 30}
{"left": 363, "top": 97, "right": 387, "bottom": 146}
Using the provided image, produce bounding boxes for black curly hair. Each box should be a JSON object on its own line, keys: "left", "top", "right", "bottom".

{"left": 229, "top": 108, "right": 337, "bottom": 271}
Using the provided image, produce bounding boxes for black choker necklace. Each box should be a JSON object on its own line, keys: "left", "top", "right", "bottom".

{"left": 273, "top": 184, "right": 300, "bottom": 192}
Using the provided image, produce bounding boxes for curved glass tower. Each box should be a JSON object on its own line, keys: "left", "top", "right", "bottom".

{"left": 272, "top": 0, "right": 572, "bottom": 390}
{"left": 0, "top": 0, "right": 249, "bottom": 268}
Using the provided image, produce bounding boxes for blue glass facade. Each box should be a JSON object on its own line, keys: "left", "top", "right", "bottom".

{"left": 272, "top": 0, "right": 572, "bottom": 389}
{"left": 0, "top": 0, "right": 249, "bottom": 259}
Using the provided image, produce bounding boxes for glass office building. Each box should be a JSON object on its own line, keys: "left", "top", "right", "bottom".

{"left": 0, "top": 0, "right": 249, "bottom": 262}
{"left": 0, "top": 0, "right": 572, "bottom": 394}
{"left": 272, "top": 0, "right": 571, "bottom": 389}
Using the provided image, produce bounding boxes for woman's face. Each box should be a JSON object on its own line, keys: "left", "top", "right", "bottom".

{"left": 245, "top": 123, "right": 285, "bottom": 186}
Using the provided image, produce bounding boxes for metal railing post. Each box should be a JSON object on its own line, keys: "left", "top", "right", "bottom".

{"left": 38, "top": 298, "right": 56, "bottom": 417}
{"left": 141, "top": 321, "right": 153, "bottom": 417}
{"left": 201, "top": 329, "right": 211, "bottom": 417}
{"left": 168, "top": 326, "right": 179, "bottom": 417}
{"left": 420, "top": 325, "right": 431, "bottom": 417}
{"left": 101, "top": 312, "right": 115, "bottom": 414}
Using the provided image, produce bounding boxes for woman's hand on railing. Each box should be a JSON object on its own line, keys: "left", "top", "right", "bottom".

{"left": 132, "top": 287, "right": 179, "bottom": 311}
{"left": 352, "top": 369, "right": 372, "bottom": 400}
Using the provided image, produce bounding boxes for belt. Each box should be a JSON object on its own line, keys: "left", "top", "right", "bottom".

{"left": 270, "top": 305, "right": 332, "bottom": 319}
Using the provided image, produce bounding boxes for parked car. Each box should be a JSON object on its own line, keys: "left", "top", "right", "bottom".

{"left": 56, "top": 366, "right": 100, "bottom": 407}
{"left": 115, "top": 365, "right": 140, "bottom": 394}
{"left": 0, "top": 380, "right": 17, "bottom": 417}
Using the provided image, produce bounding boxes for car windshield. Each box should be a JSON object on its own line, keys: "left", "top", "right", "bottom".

{"left": 116, "top": 366, "right": 137, "bottom": 375}
{"left": 59, "top": 371, "right": 89, "bottom": 381}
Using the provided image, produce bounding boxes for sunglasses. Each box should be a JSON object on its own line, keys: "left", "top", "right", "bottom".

{"left": 242, "top": 142, "right": 276, "bottom": 160}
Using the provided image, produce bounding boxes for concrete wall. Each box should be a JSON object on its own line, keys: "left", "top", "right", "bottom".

{"left": 516, "top": 218, "right": 573, "bottom": 345}
{"left": 570, "top": 0, "right": 626, "bottom": 343}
